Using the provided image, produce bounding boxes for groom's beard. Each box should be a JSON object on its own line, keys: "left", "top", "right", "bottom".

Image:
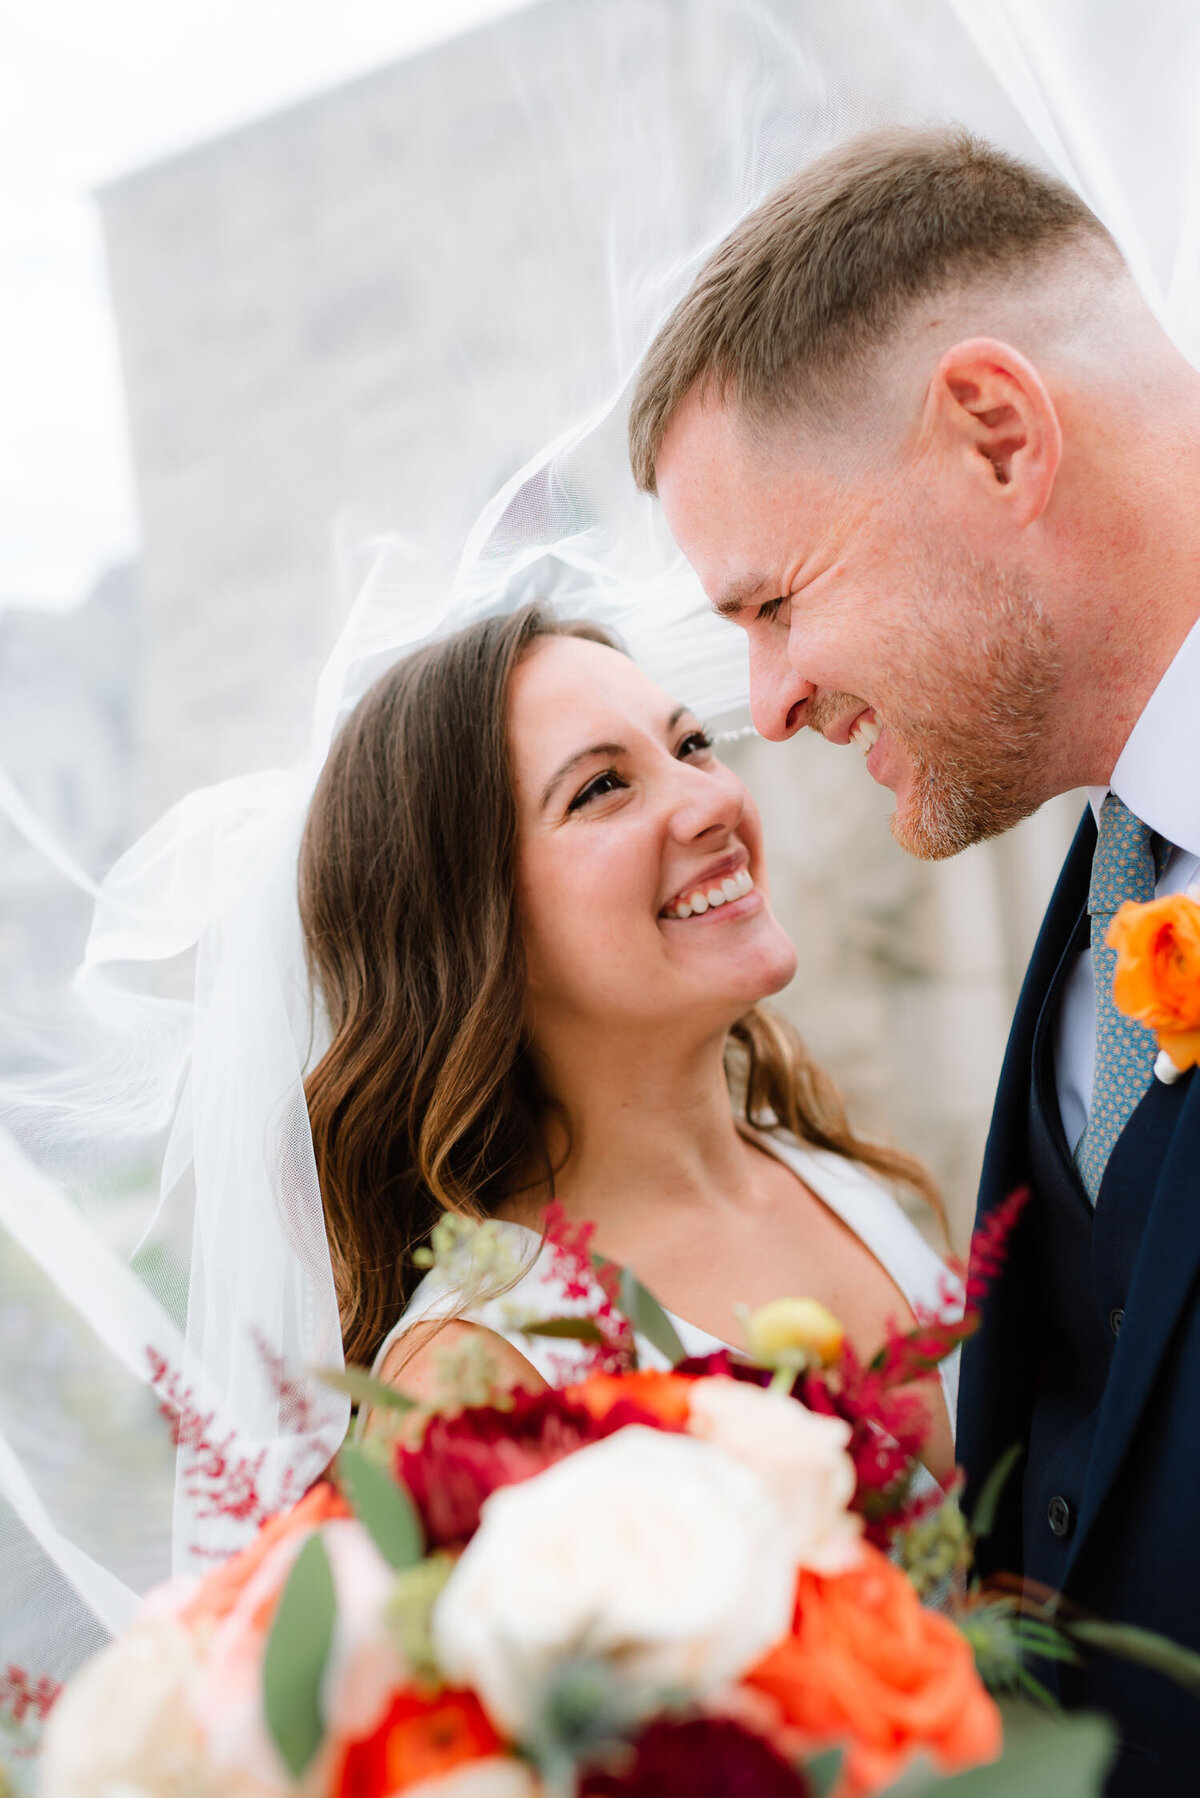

{"left": 808, "top": 557, "right": 1062, "bottom": 861}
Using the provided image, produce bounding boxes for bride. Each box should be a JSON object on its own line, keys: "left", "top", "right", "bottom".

{"left": 299, "top": 602, "right": 959, "bottom": 1481}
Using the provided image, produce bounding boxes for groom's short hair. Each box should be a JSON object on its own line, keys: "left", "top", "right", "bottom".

{"left": 629, "top": 127, "right": 1117, "bottom": 492}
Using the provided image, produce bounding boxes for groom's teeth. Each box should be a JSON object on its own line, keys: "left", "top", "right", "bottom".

{"left": 675, "top": 899, "right": 692, "bottom": 919}
{"left": 850, "top": 716, "right": 881, "bottom": 754}
{"left": 689, "top": 891, "right": 709, "bottom": 914}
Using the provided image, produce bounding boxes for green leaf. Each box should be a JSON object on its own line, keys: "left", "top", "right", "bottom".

{"left": 970, "top": 1443, "right": 1023, "bottom": 1541}
{"left": 804, "top": 1747, "right": 844, "bottom": 1797}
{"left": 590, "top": 1254, "right": 686, "bottom": 1366}
{"left": 263, "top": 1533, "right": 336, "bottom": 1779}
{"left": 520, "top": 1316, "right": 607, "bottom": 1343}
{"left": 1067, "top": 1619, "right": 1200, "bottom": 1698}
{"left": 313, "top": 1364, "right": 417, "bottom": 1413}
{"left": 337, "top": 1443, "right": 425, "bottom": 1570}
{"left": 878, "top": 1706, "right": 1114, "bottom": 1797}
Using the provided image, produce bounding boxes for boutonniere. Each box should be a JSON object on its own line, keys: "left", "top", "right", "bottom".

{"left": 1108, "top": 890, "right": 1200, "bottom": 1083}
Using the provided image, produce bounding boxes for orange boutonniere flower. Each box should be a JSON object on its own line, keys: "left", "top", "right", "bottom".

{"left": 1108, "top": 892, "right": 1200, "bottom": 1075}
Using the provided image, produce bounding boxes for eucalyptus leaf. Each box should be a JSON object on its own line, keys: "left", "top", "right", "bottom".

{"left": 593, "top": 1258, "right": 686, "bottom": 1366}
{"left": 313, "top": 1364, "right": 417, "bottom": 1413}
{"left": 263, "top": 1533, "right": 336, "bottom": 1778}
{"left": 879, "top": 1707, "right": 1114, "bottom": 1797}
{"left": 337, "top": 1442, "right": 425, "bottom": 1570}
{"left": 521, "top": 1316, "right": 607, "bottom": 1343}
{"left": 970, "top": 1442, "right": 1023, "bottom": 1541}
{"left": 1068, "top": 1619, "right": 1200, "bottom": 1698}
{"left": 804, "top": 1747, "right": 845, "bottom": 1797}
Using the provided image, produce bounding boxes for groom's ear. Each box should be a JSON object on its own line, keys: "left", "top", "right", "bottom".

{"left": 922, "top": 337, "right": 1062, "bottom": 526}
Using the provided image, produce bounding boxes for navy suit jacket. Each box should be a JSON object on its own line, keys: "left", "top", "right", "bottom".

{"left": 958, "top": 811, "right": 1200, "bottom": 1794}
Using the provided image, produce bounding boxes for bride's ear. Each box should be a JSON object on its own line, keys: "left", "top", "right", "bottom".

{"left": 922, "top": 336, "right": 1062, "bottom": 527}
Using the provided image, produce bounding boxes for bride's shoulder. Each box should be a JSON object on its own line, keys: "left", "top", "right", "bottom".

{"left": 371, "top": 1214, "right": 608, "bottom": 1388}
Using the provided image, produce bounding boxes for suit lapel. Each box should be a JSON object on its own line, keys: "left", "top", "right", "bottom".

{"left": 1067, "top": 1068, "right": 1200, "bottom": 1576}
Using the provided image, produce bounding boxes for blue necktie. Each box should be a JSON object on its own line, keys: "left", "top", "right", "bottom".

{"left": 1075, "top": 795, "right": 1165, "bottom": 1203}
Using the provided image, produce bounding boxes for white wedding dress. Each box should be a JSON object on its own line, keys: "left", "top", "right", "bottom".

{"left": 374, "top": 1126, "right": 962, "bottom": 1439}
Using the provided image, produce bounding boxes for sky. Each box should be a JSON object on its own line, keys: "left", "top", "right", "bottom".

{"left": 0, "top": 0, "right": 531, "bottom": 611}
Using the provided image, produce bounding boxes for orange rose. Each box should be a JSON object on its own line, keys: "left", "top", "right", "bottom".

{"left": 180, "top": 1480, "right": 351, "bottom": 1628}
{"left": 565, "top": 1368, "right": 695, "bottom": 1428}
{"left": 744, "top": 1544, "right": 1001, "bottom": 1797}
{"left": 335, "top": 1687, "right": 504, "bottom": 1796}
{"left": 1109, "top": 894, "right": 1200, "bottom": 1070}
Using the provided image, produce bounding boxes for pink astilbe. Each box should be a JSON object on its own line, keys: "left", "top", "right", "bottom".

{"left": 541, "top": 1201, "right": 635, "bottom": 1373}
{"left": 962, "top": 1185, "right": 1031, "bottom": 1321}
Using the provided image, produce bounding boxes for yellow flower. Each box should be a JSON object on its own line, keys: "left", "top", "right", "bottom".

{"left": 740, "top": 1297, "right": 845, "bottom": 1370}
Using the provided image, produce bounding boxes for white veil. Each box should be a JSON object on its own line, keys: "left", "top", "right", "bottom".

{"left": 2, "top": 0, "right": 1199, "bottom": 1779}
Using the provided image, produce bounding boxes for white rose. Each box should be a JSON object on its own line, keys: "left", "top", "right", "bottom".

{"left": 432, "top": 1424, "right": 796, "bottom": 1740}
{"left": 685, "top": 1376, "right": 862, "bottom": 1574}
{"left": 37, "top": 1619, "right": 205, "bottom": 1798}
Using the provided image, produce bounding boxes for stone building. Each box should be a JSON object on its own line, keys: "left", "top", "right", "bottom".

{"left": 95, "top": 0, "right": 1080, "bottom": 1235}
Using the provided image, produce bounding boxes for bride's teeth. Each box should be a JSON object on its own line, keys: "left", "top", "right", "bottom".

{"left": 851, "top": 716, "right": 881, "bottom": 754}
{"left": 734, "top": 868, "right": 753, "bottom": 896}
{"left": 706, "top": 886, "right": 726, "bottom": 908}
{"left": 689, "top": 890, "right": 709, "bottom": 914}
{"left": 721, "top": 877, "right": 740, "bottom": 903}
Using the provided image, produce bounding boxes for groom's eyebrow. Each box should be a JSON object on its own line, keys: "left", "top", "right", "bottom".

{"left": 540, "top": 707, "right": 689, "bottom": 809}
{"left": 712, "top": 575, "right": 771, "bottom": 619}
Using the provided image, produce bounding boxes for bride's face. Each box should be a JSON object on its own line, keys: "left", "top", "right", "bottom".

{"left": 509, "top": 635, "right": 797, "bottom": 1042}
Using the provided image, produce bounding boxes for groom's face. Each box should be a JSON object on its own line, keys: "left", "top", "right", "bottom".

{"left": 655, "top": 389, "right": 1059, "bottom": 859}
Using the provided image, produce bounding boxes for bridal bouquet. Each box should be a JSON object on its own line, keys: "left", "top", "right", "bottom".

{"left": 37, "top": 1200, "right": 1113, "bottom": 1798}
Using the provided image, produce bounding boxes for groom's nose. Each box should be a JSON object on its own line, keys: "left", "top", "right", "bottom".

{"left": 748, "top": 636, "right": 815, "bottom": 741}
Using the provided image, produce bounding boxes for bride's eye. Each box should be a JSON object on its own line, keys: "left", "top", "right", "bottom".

{"left": 676, "top": 729, "right": 714, "bottom": 759}
{"left": 567, "top": 769, "right": 629, "bottom": 812}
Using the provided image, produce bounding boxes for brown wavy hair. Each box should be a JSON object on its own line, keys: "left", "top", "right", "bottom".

{"left": 299, "top": 603, "right": 941, "bottom": 1367}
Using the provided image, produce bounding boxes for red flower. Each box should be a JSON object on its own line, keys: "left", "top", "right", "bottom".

{"left": 395, "top": 1387, "right": 672, "bottom": 1545}
{"left": 335, "top": 1688, "right": 502, "bottom": 1797}
{"left": 581, "top": 1715, "right": 811, "bottom": 1797}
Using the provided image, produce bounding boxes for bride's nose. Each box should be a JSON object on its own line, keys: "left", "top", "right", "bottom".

{"left": 666, "top": 759, "right": 746, "bottom": 843}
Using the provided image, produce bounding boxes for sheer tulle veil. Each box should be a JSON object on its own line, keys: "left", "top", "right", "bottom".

{"left": 2, "top": 0, "right": 1198, "bottom": 1762}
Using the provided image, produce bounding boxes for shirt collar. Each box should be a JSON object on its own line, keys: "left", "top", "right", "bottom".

{"left": 1086, "top": 613, "right": 1200, "bottom": 855}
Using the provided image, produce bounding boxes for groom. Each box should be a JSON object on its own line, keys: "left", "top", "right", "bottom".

{"left": 629, "top": 128, "right": 1200, "bottom": 1793}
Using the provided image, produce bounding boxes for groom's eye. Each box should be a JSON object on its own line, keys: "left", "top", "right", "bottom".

{"left": 756, "top": 597, "right": 786, "bottom": 624}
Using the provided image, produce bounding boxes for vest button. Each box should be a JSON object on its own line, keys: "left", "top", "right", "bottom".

{"left": 1047, "top": 1495, "right": 1074, "bottom": 1538}
{"left": 1109, "top": 1306, "right": 1124, "bottom": 1338}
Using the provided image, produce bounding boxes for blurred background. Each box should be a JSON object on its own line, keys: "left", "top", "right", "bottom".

{"left": 1, "top": 0, "right": 1112, "bottom": 1246}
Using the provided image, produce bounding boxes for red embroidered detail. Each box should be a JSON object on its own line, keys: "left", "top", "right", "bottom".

{"left": 249, "top": 1328, "right": 320, "bottom": 1436}
{"left": 145, "top": 1347, "right": 302, "bottom": 1531}
{"left": 0, "top": 1663, "right": 60, "bottom": 1727}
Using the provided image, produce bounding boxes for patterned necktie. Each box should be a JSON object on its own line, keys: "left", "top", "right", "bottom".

{"left": 1075, "top": 794, "right": 1165, "bottom": 1203}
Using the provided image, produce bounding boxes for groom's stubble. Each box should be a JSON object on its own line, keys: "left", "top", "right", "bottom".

{"left": 805, "top": 539, "right": 1062, "bottom": 861}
